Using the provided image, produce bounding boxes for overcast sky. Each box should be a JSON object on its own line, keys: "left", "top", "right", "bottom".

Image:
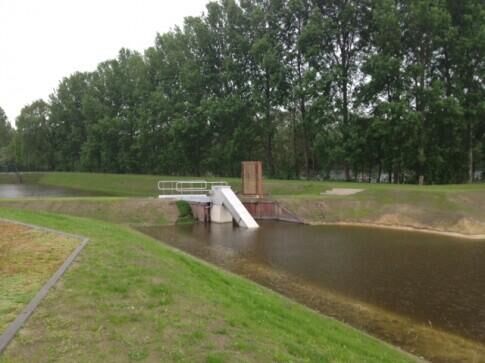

{"left": 0, "top": 0, "right": 208, "bottom": 124}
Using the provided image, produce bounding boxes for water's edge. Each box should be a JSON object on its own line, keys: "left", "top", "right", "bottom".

{"left": 136, "top": 222, "right": 485, "bottom": 363}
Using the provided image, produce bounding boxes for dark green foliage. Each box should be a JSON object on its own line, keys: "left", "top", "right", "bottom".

{"left": 175, "top": 200, "right": 195, "bottom": 224}
{"left": 0, "top": 107, "right": 11, "bottom": 147}
{"left": 0, "top": 107, "right": 14, "bottom": 170}
{"left": 14, "top": 100, "right": 52, "bottom": 170}
{"left": 6, "top": 0, "right": 485, "bottom": 183}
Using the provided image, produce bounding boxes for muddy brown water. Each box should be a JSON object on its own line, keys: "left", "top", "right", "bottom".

{"left": 0, "top": 184, "right": 101, "bottom": 198}
{"left": 137, "top": 221, "right": 485, "bottom": 362}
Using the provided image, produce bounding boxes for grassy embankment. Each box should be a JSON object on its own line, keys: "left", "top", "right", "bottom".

{"left": 2, "top": 172, "right": 485, "bottom": 236}
{"left": 0, "top": 208, "right": 413, "bottom": 362}
{"left": 0, "top": 221, "right": 78, "bottom": 332}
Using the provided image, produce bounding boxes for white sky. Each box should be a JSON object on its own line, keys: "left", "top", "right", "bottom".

{"left": 0, "top": 0, "right": 208, "bottom": 124}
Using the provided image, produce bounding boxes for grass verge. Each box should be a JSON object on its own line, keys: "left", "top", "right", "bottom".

{"left": 0, "top": 198, "right": 178, "bottom": 226}
{"left": 0, "top": 208, "right": 412, "bottom": 362}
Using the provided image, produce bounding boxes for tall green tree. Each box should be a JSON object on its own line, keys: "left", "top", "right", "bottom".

{"left": 446, "top": 0, "right": 485, "bottom": 182}
{"left": 15, "top": 100, "right": 52, "bottom": 170}
{"left": 360, "top": 0, "right": 415, "bottom": 183}
{"left": 280, "top": 0, "right": 314, "bottom": 176}
{"left": 201, "top": 0, "right": 258, "bottom": 176}
{"left": 9, "top": 0, "right": 485, "bottom": 183}
{"left": 401, "top": 0, "right": 454, "bottom": 184}
{"left": 49, "top": 72, "right": 92, "bottom": 170}
{"left": 244, "top": 0, "right": 288, "bottom": 176}
{"left": 0, "top": 107, "right": 14, "bottom": 169}
{"left": 0, "top": 107, "right": 12, "bottom": 148}
{"left": 80, "top": 49, "right": 149, "bottom": 173}
{"left": 309, "top": 0, "right": 370, "bottom": 180}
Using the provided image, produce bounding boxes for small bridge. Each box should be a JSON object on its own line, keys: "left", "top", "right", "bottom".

{"left": 158, "top": 181, "right": 259, "bottom": 229}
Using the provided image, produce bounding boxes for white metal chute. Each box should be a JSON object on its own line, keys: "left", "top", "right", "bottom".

{"left": 211, "top": 186, "right": 259, "bottom": 229}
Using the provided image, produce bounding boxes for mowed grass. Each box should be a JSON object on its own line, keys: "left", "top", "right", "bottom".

{"left": 0, "top": 208, "right": 413, "bottom": 363}
{"left": 32, "top": 172, "right": 236, "bottom": 197}
{"left": 0, "top": 197, "right": 178, "bottom": 226}
{"left": 0, "top": 221, "right": 79, "bottom": 332}
{"left": 9, "top": 171, "right": 485, "bottom": 198}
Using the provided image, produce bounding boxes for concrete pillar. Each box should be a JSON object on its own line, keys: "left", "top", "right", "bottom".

{"left": 210, "top": 204, "right": 233, "bottom": 223}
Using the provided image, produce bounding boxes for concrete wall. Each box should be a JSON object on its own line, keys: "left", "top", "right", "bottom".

{"left": 242, "top": 199, "right": 302, "bottom": 223}
{"left": 189, "top": 202, "right": 211, "bottom": 223}
{"left": 189, "top": 199, "right": 302, "bottom": 224}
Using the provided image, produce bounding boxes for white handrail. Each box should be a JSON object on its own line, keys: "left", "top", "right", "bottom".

{"left": 157, "top": 180, "right": 227, "bottom": 195}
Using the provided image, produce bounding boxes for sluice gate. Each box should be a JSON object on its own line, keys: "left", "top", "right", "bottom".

{"left": 158, "top": 181, "right": 259, "bottom": 229}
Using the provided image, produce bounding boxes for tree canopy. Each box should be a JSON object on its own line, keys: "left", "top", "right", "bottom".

{"left": 5, "top": 0, "right": 485, "bottom": 183}
{"left": 0, "top": 106, "right": 14, "bottom": 169}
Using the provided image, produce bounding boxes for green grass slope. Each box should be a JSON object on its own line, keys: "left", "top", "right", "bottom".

{"left": 25, "top": 172, "right": 485, "bottom": 236}
{"left": 0, "top": 208, "right": 413, "bottom": 363}
{"left": 3, "top": 172, "right": 485, "bottom": 235}
{"left": 0, "top": 197, "right": 178, "bottom": 226}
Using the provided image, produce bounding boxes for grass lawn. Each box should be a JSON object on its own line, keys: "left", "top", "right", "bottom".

{"left": 22, "top": 171, "right": 485, "bottom": 197}
{"left": 0, "top": 208, "right": 413, "bottom": 362}
{"left": 0, "top": 221, "right": 79, "bottom": 332}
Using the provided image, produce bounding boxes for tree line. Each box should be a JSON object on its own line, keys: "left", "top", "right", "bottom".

{"left": 1, "top": 0, "right": 484, "bottom": 183}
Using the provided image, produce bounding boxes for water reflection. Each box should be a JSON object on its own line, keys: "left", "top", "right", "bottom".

{"left": 138, "top": 221, "right": 485, "bottom": 362}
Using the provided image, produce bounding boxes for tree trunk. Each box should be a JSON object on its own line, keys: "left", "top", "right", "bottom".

{"left": 342, "top": 79, "right": 350, "bottom": 182}
{"left": 341, "top": 47, "right": 351, "bottom": 182}
{"left": 291, "top": 107, "right": 299, "bottom": 178}
{"left": 264, "top": 71, "right": 275, "bottom": 176}
{"left": 394, "top": 164, "right": 400, "bottom": 184}
{"left": 416, "top": 45, "right": 426, "bottom": 185}
{"left": 296, "top": 49, "right": 310, "bottom": 177}
{"left": 468, "top": 121, "right": 474, "bottom": 183}
{"left": 301, "top": 103, "right": 310, "bottom": 177}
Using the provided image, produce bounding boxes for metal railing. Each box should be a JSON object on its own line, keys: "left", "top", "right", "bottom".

{"left": 157, "top": 180, "right": 228, "bottom": 195}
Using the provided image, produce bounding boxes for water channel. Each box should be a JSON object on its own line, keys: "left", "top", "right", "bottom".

{"left": 0, "top": 184, "right": 100, "bottom": 198}
{"left": 138, "top": 222, "right": 485, "bottom": 362}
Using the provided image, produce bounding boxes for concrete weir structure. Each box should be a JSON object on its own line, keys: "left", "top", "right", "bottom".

{"left": 158, "top": 181, "right": 259, "bottom": 229}
{"left": 212, "top": 186, "right": 259, "bottom": 228}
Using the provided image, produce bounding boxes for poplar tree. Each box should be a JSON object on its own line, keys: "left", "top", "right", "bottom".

{"left": 7, "top": 0, "right": 485, "bottom": 183}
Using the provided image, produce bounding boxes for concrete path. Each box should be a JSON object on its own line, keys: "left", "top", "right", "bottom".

{"left": 321, "top": 188, "right": 364, "bottom": 196}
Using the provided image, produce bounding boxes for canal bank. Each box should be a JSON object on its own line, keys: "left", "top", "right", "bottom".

{"left": 139, "top": 222, "right": 485, "bottom": 363}
{"left": 276, "top": 189, "right": 485, "bottom": 239}
{"left": 0, "top": 208, "right": 414, "bottom": 363}
{"left": 0, "top": 197, "right": 179, "bottom": 225}
{"left": 3, "top": 172, "right": 485, "bottom": 238}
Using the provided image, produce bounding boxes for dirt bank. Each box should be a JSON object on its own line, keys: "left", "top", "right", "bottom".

{"left": 278, "top": 190, "right": 485, "bottom": 239}
{"left": 0, "top": 198, "right": 179, "bottom": 226}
